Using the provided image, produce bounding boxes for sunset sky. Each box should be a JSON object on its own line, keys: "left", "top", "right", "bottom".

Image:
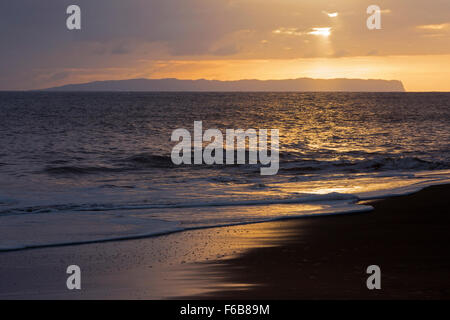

{"left": 1, "top": 0, "right": 450, "bottom": 91}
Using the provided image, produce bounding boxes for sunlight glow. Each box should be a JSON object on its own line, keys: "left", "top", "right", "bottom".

{"left": 417, "top": 23, "right": 449, "bottom": 30}
{"left": 308, "top": 27, "right": 331, "bottom": 37}
{"left": 273, "top": 27, "right": 304, "bottom": 36}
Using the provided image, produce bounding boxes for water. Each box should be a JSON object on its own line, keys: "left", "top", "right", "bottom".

{"left": 1, "top": 92, "right": 449, "bottom": 250}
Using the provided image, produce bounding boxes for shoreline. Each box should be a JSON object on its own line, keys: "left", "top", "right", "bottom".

{"left": 194, "top": 184, "right": 450, "bottom": 299}
{"left": 0, "top": 184, "right": 449, "bottom": 299}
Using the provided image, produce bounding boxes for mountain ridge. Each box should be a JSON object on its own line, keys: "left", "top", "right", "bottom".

{"left": 40, "top": 77, "right": 406, "bottom": 92}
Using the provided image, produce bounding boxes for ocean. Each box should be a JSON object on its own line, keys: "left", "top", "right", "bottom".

{"left": 1, "top": 92, "right": 449, "bottom": 251}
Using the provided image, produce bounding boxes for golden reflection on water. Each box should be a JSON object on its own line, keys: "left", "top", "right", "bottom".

{"left": 279, "top": 176, "right": 425, "bottom": 196}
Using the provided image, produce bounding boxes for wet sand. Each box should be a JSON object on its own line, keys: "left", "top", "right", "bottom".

{"left": 197, "top": 184, "right": 450, "bottom": 299}
{"left": 0, "top": 215, "right": 292, "bottom": 299}
{"left": 0, "top": 184, "right": 449, "bottom": 299}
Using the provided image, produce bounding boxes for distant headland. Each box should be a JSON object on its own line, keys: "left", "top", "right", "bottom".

{"left": 40, "top": 77, "right": 405, "bottom": 92}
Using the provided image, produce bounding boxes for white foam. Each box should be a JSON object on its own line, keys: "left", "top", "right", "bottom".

{"left": 0, "top": 200, "right": 372, "bottom": 252}
{"left": 1, "top": 169, "right": 449, "bottom": 252}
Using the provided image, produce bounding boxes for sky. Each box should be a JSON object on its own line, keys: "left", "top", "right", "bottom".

{"left": 1, "top": 0, "right": 450, "bottom": 91}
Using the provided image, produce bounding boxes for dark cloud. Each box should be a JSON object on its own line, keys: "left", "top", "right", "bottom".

{"left": 49, "top": 71, "right": 70, "bottom": 81}
{"left": 210, "top": 44, "right": 240, "bottom": 56}
{"left": 111, "top": 43, "right": 132, "bottom": 55}
{"left": 332, "top": 49, "right": 351, "bottom": 58}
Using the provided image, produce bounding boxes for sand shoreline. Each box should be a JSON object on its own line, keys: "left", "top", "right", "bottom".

{"left": 197, "top": 184, "right": 450, "bottom": 299}
{"left": 0, "top": 184, "right": 449, "bottom": 299}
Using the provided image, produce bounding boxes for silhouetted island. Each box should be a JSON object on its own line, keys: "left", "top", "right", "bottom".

{"left": 41, "top": 77, "right": 405, "bottom": 92}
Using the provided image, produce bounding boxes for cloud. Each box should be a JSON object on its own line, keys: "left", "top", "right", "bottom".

{"left": 1, "top": 0, "right": 450, "bottom": 89}
{"left": 272, "top": 27, "right": 304, "bottom": 36}
{"left": 111, "top": 43, "right": 132, "bottom": 55}
{"left": 323, "top": 11, "right": 338, "bottom": 18}
{"left": 308, "top": 27, "right": 331, "bottom": 37}
{"left": 367, "top": 50, "right": 379, "bottom": 56}
{"left": 48, "top": 71, "right": 70, "bottom": 81}
{"left": 210, "top": 44, "right": 240, "bottom": 56}
{"left": 417, "top": 23, "right": 450, "bottom": 30}
{"left": 273, "top": 27, "right": 331, "bottom": 37}
{"left": 333, "top": 49, "right": 350, "bottom": 57}
{"left": 416, "top": 22, "right": 450, "bottom": 38}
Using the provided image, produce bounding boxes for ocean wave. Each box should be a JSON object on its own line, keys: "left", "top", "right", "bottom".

{"left": 43, "top": 153, "right": 181, "bottom": 175}
{"left": 42, "top": 152, "right": 449, "bottom": 177}
{"left": 2, "top": 173, "right": 450, "bottom": 252}
{"left": 0, "top": 203, "right": 372, "bottom": 252}
{"left": 43, "top": 165, "right": 126, "bottom": 175}
{"left": 124, "top": 153, "right": 174, "bottom": 168}
{"left": 280, "top": 156, "right": 448, "bottom": 174}
{"left": 0, "top": 196, "right": 16, "bottom": 206}
{"left": 0, "top": 192, "right": 358, "bottom": 215}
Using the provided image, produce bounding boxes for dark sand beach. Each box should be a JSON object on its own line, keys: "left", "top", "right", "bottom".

{"left": 198, "top": 184, "right": 450, "bottom": 299}
{"left": 0, "top": 184, "right": 449, "bottom": 299}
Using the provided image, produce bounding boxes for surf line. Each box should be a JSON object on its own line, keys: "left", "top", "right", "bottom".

{"left": 170, "top": 121, "right": 279, "bottom": 175}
